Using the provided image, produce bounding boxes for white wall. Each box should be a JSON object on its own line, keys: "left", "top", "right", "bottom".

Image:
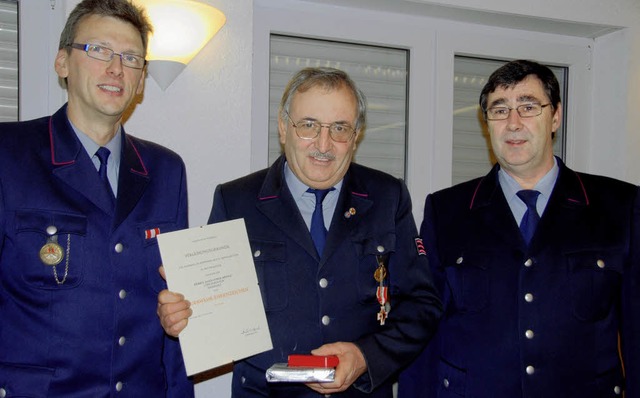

{"left": 17, "top": 0, "right": 640, "bottom": 396}
{"left": 124, "top": 0, "right": 254, "bottom": 228}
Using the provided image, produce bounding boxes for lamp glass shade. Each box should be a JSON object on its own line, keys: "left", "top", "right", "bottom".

{"left": 133, "top": 0, "right": 226, "bottom": 89}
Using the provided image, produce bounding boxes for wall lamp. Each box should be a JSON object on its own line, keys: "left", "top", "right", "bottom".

{"left": 133, "top": 0, "right": 226, "bottom": 90}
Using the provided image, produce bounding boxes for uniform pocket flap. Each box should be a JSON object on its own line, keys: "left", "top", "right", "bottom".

{"left": 249, "top": 239, "right": 286, "bottom": 262}
{"left": 353, "top": 232, "right": 396, "bottom": 257}
{"left": 16, "top": 210, "right": 87, "bottom": 236}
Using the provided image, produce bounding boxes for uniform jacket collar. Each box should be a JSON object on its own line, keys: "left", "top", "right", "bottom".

{"left": 49, "top": 104, "right": 150, "bottom": 229}
{"left": 468, "top": 157, "right": 589, "bottom": 249}
{"left": 256, "top": 155, "right": 373, "bottom": 265}
{"left": 469, "top": 157, "right": 589, "bottom": 210}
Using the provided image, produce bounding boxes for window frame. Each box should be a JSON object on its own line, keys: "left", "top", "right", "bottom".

{"left": 252, "top": 0, "right": 436, "bottom": 222}
{"left": 432, "top": 28, "right": 592, "bottom": 193}
{"left": 450, "top": 55, "right": 569, "bottom": 186}
{"left": 252, "top": 0, "right": 593, "bottom": 221}
{"left": 18, "top": 0, "right": 68, "bottom": 121}
{"left": 0, "top": 0, "right": 18, "bottom": 122}
{"left": 267, "top": 34, "right": 411, "bottom": 179}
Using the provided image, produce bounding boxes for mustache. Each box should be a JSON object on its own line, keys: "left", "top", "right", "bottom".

{"left": 308, "top": 151, "right": 336, "bottom": 161}
{"left": 504, "top": 132, "right": 528, "bottom": 140}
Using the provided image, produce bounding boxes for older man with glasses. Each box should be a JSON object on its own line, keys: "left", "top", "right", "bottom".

{"left": 158, "top": 67, "right": 443, "bottom": 398}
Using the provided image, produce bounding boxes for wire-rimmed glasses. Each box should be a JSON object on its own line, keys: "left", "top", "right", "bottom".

{"left": 485, "top": 103, "right": 551, "bottom": 121}
{"left": 69, "top": 43, "right": 146, "bottom": 70}
{"left": 285, "top": 111, "right": 356, "bottom": 143}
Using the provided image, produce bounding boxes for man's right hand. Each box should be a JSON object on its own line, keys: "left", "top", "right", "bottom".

{"left": 157, "top": 267, "right": 192, "bottom": 337}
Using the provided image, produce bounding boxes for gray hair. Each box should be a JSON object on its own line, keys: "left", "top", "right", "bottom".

{"left": 279, "top": 67, "right": 367, "bottom": 132}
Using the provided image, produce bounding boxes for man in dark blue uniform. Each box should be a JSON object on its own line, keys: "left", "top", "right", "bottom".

{"left": 0, "top": 1, "right": 193, "bottom": 396}
{"left": 399, "top": 60, "right": 640, "bottom": 398}
{"left": 158, "top": 67, "right": 442, "bottom": 397}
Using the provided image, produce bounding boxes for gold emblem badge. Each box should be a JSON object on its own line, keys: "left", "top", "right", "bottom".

{"left": 373, "top": 265, "right": 387, "bottom": 282}
{"left": 40, "top": 242, "right": 64, "bottom": 265}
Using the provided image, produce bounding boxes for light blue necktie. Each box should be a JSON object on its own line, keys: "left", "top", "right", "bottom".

{"left": 517, "top": 190, "right": 541, "bottom": 245}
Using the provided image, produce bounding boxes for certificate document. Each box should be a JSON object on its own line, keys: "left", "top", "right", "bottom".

{"left": 157, "top": 219, "right": 272, "bottom": 376}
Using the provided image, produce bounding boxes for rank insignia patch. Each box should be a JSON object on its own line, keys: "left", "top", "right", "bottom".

{"left": 145, "top": 228, "right": 160, "bottom": 239}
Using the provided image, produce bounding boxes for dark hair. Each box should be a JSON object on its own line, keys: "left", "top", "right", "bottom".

{"left": 58, "top": 0, "right": 153, "bottom": 55}
{"left": 279, "top": 67, "right": 367, "bottom": 132}
{"left": 479, "top": 60, "right": 561, "bottom": 119}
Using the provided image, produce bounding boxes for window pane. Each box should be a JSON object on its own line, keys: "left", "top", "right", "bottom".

{"left": 269, "top": 35, "right": 408, "bottom": 180}
{"left": 0, "top": 0, "right": 17, "bottom": 122}
{"left": 452, "top": 56, "right": 567, "bottom": 185}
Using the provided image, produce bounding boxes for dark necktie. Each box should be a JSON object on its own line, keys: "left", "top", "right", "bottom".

{"left": 307, "top": 188, "right": 333, "bottom": 256}
{"left": 517, "top": 190, "right": 541, "bottom": 245}
{"left": 96, "top": 147, "right": 115, "bottom": 200}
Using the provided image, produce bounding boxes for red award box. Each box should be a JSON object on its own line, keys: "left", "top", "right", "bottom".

{"left": 287, "top": 355, "right": 339, "bottom": 368}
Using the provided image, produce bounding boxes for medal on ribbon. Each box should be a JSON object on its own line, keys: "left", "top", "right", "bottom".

{"left": 374, "top": 254, "right": 390, "bottom": 325}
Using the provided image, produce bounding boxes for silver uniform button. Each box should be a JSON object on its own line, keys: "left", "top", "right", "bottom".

{"left": 253, "top": 250, "right": 261, "bottom": 258}
{"left": 114, "top": 243, "right": 124, "bottom": 253}
{"left": 456, "top": 256, "right": 463, "bottom": 265}
{"left": 524, "top": 258, "right": 533, "bottom": 267}
{"left": 241, "top": 376, "right": 246, "bottom": 384}
{"left": 524, "top": 293, "right": 534, "bottom": 303}
{"left": 614, "top": 386, "right": 621, "bottom": 395}
{"left": 0, "top": 388, "right": 6, "bottom": 398}
{"left": 115, "top": 381, "right": 123, "bottom": 392}
{"left": 526, "top": 365, "right": 535, "bottom": 375}
{"left": 319, "top": 278, "right": 328, "bottom": 288}
{"left": 118, "top": 336, "right": 126, "bottom": 346}
{"left": 597, "top": 259, "right": 605, "bottom": 269}
{"left": 321, "top": 315, "right": 330, "bottom": 325}
{"left": 377, "top": 245, "right": 385, "bottom": 253}
{"left": 119, "top": 289, "right": 127, "bottom": 299}
{"left": 443, "top": 378, "right": 450, "bottom": 388}
{"left": 525, "top": 330, "right": 534, "bottom": 339}
{"left": 46, "top": 225, "right": 58, "bottom": 235}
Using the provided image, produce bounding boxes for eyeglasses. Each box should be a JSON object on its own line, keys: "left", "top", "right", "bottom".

{"left": 285, "top": 112, "right": 356, "bottom": 143}
{"left": 69, "top": 43, "right": 146, "bottom": 70}
{"left": 485, "top": 103, "right": 552, "bottom": 121}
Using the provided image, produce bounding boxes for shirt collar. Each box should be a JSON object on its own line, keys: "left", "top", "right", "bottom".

{"left": 283, "top": 161, "right": 343, "bottom": 199}
{"left": 498, "top": 156, "right": 559, "bottom": 201}
{"left": 70, "top": 120, "right": 122, "bottom": 166}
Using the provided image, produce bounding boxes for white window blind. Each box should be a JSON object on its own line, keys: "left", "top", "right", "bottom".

{"left": 452, "top": 56, "right": 567, "bottom": 185}
{"left": 0, "top": 0, "right": 17, "bottom": 122}
{"left": 269, "top": 35, "right": 408, "bottom": 180}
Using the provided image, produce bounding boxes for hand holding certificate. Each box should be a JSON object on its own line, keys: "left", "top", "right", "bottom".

{"left": 157, "top": 219, "right": 272, "bottom": 376}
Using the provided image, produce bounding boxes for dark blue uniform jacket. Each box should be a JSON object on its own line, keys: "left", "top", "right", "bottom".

{"left": 210, "top": 155, "right": 442, "bottom": 397}
{"left": 0, "top": 105, "right": 193, "bottom": 397}
{"left": 400, "top": 159, "right": 640, "bottom": 398}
